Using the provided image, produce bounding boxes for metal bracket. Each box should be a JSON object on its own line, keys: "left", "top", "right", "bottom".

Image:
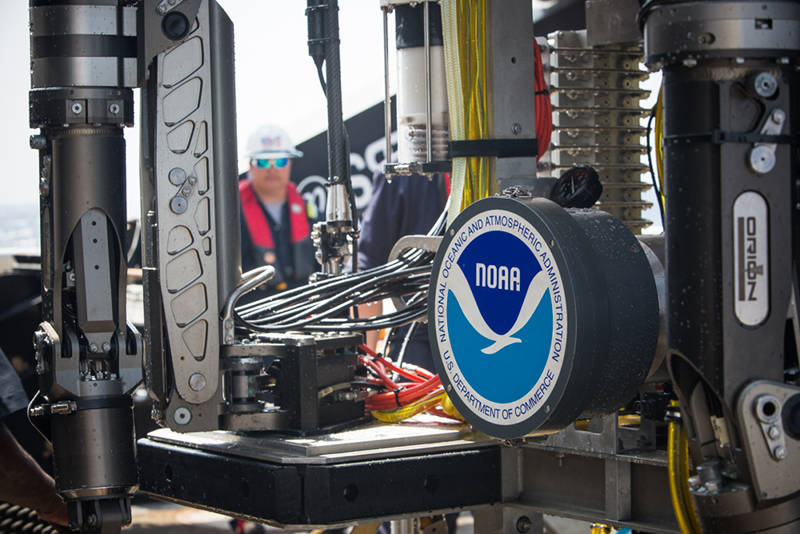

{"left": 221, "top": 266, "right": 275, "bottom": 345}
{"left": 748, "top": 108, "right": 786, "bottom": 175}
{"left": 737, "top": 380, "right": 800, "bottom": 500}
{"left": 387, "top": 235, "right": 442, "bottom": 311}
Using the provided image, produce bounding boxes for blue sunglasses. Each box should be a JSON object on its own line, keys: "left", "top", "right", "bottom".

{"left": 252, "top": 157, "right": 289, "bottom": 169}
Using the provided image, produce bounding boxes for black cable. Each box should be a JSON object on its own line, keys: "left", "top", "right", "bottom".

{"left": 395, "top": 321, "right": 418, "bottom": 369}
{"left": 237, "top": 264, "right": 430, "bottom": 328}
{"left": 315, "top": 62, "right": 327, "bottom": 95}
{"left": 235, "top": 208, "right": 448, "bottom": 333}
{"left": 646, "top": 106, "right": 665, "bottom": 227}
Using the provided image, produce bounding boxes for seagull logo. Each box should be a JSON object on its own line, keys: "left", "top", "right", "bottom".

{"left": 449, "top": 264, "right": 549, "bottom": 354}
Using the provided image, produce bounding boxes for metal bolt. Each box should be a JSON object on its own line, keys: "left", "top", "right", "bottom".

{"left": 71, "top": 102, "right": 83, "bottom": 114}
{"left": 174, "top": 406, "right": 192, "bottom": 425}
{"left": 225, "top": 335, "right": 234, "bottom": 344}
{"left": 698, "top": 32, "right": 714, "bottom": 45}
{"left": 768, "top": 425, "right": 781, "bottom": 440}
{"left": 29, "top": 135, "right": 46, "bottom": 150}
{"left": 749, "top": 145, "right": 776, "bottom": 175}
{"left": 39, "top": 177, "right": 50, "bottom": 197}
{"left": 771, "top": 108, "right": 786, "bottom": 124}
{"left": 102, "top": 342, "right": 111, "bottom": 352}
{"left": 189, "top": 372, "right": 207, "bottom": 391}
{"left": 754, "top": 72, "right": 778, "bottom": 98}
{"left": 108, "top": 103, "right": 120, "bottom": 115}
{"left": 168, "top": 167, "right": 187, "bottom": 185}
{"left": 156, "top": 4, "right": 167, "bottom": 15}
{"left": 511, "top": 122, "right": 522, "bottom": 135}
{"left": 187, "top": 175, "right": 197, "bottom": 185}
{"left": 89, "top": 343, "right": 99, "bottom": 353}
{"left": 170, "top": 196, "right": 188, "bottom": 214}
{"left": 682, "top": 58, "right": 698, "bottom": 68}
{"left": 704, "top": 480, "right": 720, "bottom": 493}
{"left": 735, "top": 57, "right": 745, "bottom": 65}
{"left": 774, "top": 445, "right": 787, "bottom": 460}
{"left": 516, "top": 516, "right": 532, "bottom": 533}
{"left": 87, "top": 514, "right": 97, "bottom": 527}
{"left": 778, "top": 57, "right": 790, "bottom": 65}
{"left": 688, "top": 475, "right": 701, "bottom": 490}
{"left": 67, "top": 272, "right": 76, "bottom": 282}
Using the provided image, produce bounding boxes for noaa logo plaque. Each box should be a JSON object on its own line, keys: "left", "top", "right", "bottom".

{"left": 428, "top": 196, "right": 659, "bottom": 439}
{"left": 431, "top": 203, "right": 567, "bottom": 434}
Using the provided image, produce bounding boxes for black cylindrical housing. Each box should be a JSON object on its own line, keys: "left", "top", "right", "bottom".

{"left": 428, "top": 196, "right": 659, "bottom": 438}
{"left": 395, "top": 3, "right": 443, "bottom": 49}
{"left": 29, "top": 1, "right": 137, "bottom": 89}
{"left": 50, "top": 399, "right": 137, "bottom": 498}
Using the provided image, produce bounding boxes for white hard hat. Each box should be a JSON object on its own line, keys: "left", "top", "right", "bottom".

{"left": 246, "top": 124, "right": 303, "bottom": 159}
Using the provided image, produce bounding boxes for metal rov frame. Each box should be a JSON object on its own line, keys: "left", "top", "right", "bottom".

{"left": 27, "top": 0, "right": 800, "bottom": 533}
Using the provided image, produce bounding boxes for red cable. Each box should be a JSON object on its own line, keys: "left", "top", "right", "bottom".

{"left": 533, "top": 39, "right": 552, "bottom": 162}
{"left": 358, "top": 345, "right": 444, "bottom": 412}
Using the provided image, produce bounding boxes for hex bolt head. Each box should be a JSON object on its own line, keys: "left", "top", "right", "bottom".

{"left": 682, "top": 58, "right": 698, "bottom": 68}
{"left": 768, "top": 425, "right": 781, "bottom": 440}
{"left": 771, "top": 109, "right": 786, "bottom": 124}
{"left": 89, "top": 343, "right": 99, "bottom": 353}
{"left": 102, "top": 342, "right": 111, "bottom": 352}
{"left": 774, "top": 445, "right": 787, "bottom": 460}
{"left": 512, "top": 122, "right": 522, "bottom": 135}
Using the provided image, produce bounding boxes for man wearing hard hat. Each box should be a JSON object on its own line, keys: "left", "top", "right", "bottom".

{"left": 239, "top": 124, "right": 318, "bottom": 294}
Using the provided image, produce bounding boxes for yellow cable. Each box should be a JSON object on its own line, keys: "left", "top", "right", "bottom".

{"left": 667, "top": 401, "right": 701, "bottom": 534}
{"left": 371, "top": 392, "right": 447, "bottom": 423}
{"left": 680, "top": 425, "right": 703, "bottom": 533}
{"left": 654, "top": 85, "right": 665, "bottom": 202}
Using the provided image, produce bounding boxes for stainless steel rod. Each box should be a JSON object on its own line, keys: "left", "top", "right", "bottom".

{"left": 423, "top": 0, "right": 432, "bottom": 163}
{"left": 383, "top": 8, "right": 393, "bottom": 168}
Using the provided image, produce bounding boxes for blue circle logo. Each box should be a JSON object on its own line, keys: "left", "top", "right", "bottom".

{"left": 432, "top": 209, "right": 567, "bottom": 426}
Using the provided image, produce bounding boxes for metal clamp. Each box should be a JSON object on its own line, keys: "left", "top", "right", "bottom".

{"left": 30, "top": 401, "right": 78, "bottom": 417}
{"left": 749, "top": 108, "right": 785, "bottom": 175}
{"left": 221, "top": 266, "right": 275, "bottom": 345}
{"left": 754, "top": 394, "right": 788, "bottom": 461}
{"left": 736, "top": 380, "right": 800, "bottom": 500}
